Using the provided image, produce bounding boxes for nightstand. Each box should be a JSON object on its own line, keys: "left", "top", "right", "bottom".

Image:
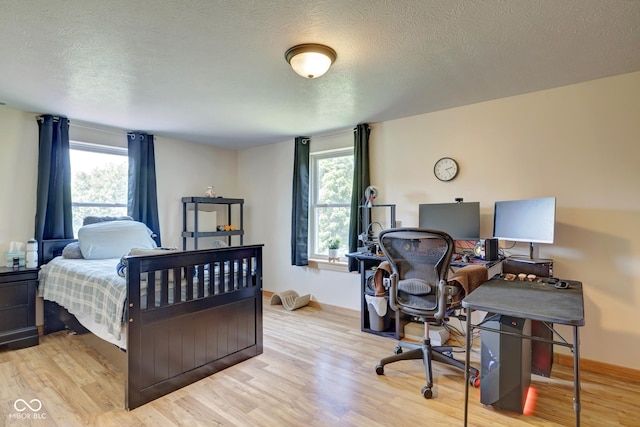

{"left": 0, "top": 267, "right": 39, "bottom": 349}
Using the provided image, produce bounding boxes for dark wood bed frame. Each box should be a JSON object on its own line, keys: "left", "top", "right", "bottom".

{"left": 40, "top": 239, "right": 263, "bottom": 410}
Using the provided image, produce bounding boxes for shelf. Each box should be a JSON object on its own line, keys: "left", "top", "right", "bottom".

{"left": 181, "top": 230, "right": 244, "bottom": 238}
{"left": 182, "top": 197, "right": 244, "bottom": 205}
{"left": 182, "top": 197, "right": 244, "bottom": 249}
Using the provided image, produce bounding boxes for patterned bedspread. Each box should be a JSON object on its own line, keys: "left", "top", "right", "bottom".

{"left": 38, "top": 257, "right": 127, "bottom": 340}
{"left": 38, "top": 256, "right": 249, "bottom": 343}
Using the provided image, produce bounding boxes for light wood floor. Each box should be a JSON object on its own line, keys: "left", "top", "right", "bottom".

{"left": 1, "top": 298, "right": 638, "bottom": 426}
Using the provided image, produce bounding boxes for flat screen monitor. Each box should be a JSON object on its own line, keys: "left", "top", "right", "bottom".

{"left": 418, "top": 202, "right": 480, "bottom": 241}
{"left": 493, "top": 197, "right": 556, "bottom": 259}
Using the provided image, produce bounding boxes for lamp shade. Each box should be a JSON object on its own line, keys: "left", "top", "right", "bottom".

{"left": 285, "top": 44, "right": 337, "bottom": 79}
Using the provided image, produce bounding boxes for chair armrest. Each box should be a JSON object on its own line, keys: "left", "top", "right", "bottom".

{"left": 387, "top": 273, "right": 399, "bottom": 312}
{"left": 435, "top": 279, "right": 448, "bottom": 321}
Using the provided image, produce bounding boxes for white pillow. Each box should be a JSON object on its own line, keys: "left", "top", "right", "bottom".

{"left": 78, "top": 220, "right": 157, "bottom": 259}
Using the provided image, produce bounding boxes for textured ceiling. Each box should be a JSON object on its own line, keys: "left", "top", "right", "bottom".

{"left": 1, "top": 0, "right": 639, "bottom": 149}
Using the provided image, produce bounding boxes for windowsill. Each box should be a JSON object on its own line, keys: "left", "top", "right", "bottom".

{"left": 308, "top": 258, "right": 351, "bottom": 273}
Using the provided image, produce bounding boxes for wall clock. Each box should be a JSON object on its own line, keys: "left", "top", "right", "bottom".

{"left": 433, "top": 157, "right": 459, "bottom": 181}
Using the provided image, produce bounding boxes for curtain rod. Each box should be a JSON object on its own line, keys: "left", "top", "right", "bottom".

{"left": 311, "top": 127, "right": 352, "bottom": 141}
{"left": 35, "top": 116, "right": 125, "bottom": 137}
{"left": 35, "top": 115, "right": 67, "bottom": 123}
{"left": 69, "top": 122, "right": 127, "bottom": 136}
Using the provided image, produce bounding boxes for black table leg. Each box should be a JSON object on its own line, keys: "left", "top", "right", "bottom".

{"left": 464, "top": 309, "right": 472, "bottom": 426}
{"left": 574, "top": 326, "right": 581, "bottom": 426}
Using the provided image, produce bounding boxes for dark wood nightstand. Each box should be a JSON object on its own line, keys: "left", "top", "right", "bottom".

{"left": 0, "top": 267, "right": 39, "bottom": 349}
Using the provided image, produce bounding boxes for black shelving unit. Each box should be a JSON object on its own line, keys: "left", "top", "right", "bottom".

{"left": 359, "top": 204, "right": 396, "bottom": 252}
{"left": 182, "top": 197, "right": 244, "bottom": 249}
{"left": 346, "top": 252, "right": 405, "bottom": 340}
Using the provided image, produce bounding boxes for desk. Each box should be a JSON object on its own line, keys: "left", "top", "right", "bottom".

{"left": 347, "top": 252, "right": 502, "bottom": 339}
{"left": 462, "top": 278, "right": 585, "bottom": 426}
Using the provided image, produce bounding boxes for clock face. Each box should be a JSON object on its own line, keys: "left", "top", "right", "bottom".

{"left": 434, "top": 157, "right": 459, "bottom": 181}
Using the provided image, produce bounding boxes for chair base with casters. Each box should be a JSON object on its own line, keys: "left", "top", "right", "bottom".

{"left": 375, "top": 319, "right": 480, "bottom": 398}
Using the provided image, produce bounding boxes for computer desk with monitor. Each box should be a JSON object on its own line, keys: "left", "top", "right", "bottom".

{"left": 398, "top": 197, "right": 582, "bottom": 422}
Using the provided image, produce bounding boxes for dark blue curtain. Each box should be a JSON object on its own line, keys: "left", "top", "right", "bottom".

{"left": 34, "top": 115, "right": 74, "bottom": 250}
{"left": 127, "top": 132, "right": 161, "bottom": 246}
{"left": 291, "top": 136, "right": 310, "bottom": 266}
{"left": 348, "top": 123, "right": 371, "bottom": 271}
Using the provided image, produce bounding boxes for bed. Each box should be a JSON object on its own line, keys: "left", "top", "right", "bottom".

{"left": 38, "top": 232, "right": 263, "bottom": 410}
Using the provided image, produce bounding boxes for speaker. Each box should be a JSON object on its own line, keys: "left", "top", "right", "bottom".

{"left": 480, "top": 314, "right": 531, "bottom": 413}
{"left": 474, "top": 238, "right": 499, "bottom": 261}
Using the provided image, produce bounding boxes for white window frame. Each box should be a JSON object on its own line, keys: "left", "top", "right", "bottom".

{"left": 69, "top": 141, "right": 128, "bottom": 234}
{"left": 309, "top": 147, "right": 353, "bottom": 260}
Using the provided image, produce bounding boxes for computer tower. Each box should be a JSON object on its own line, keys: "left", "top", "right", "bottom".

{"left": 480, "top": 314, "right": 531, "bottom": 413}
{"left": 474, "top": 238, "right": 499, "bottom": 261}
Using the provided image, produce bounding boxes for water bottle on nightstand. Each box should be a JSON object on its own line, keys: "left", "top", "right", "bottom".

{"left": 26, "top": 239, "right": 38, "bottom": 268}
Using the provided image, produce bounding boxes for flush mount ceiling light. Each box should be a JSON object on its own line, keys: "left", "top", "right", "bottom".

{"left": 285, "top": 44, "right": 337, "bottom": 79}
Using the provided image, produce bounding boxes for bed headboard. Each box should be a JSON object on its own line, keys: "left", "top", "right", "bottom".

{"left": 40, "top": 239, "right": 77, "bottom": 264}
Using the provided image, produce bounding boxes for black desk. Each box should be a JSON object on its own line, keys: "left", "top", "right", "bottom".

{"left": 462, "top": 278, "right": 585, "bottom": 426}
{"left": 346, "top": 252, "right": 401, "bottom": 338}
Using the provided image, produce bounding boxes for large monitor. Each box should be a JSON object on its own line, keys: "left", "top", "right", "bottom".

{"left": 418, "top": 202, "right": 480, "bottom": 241}
{"left": 493, "top": 197, "right": 556, "bottom": 260}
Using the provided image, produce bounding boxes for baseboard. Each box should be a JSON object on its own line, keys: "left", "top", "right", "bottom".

{"left": 555, "top": 353, "right": 640, "bottom": 382}
{"left": 263, "top": 290, "right": 351, "bottom": 315}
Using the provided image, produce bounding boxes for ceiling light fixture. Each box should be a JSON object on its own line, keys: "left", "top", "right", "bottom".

{"left": 285, "top": 44, "right": 337, "bottom": 79}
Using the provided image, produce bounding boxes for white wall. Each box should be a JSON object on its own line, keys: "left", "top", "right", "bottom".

{"left": 153, "top": 136, "right": 238, "bottom": 248}
{"left": 0, "top": 108, "right": 39, "bottom": 253}
{"left": 238, "top": 132, "right": 359, "bottom": 308}
{"left": 238, "top": 71, "right": 640, "bottom": 370}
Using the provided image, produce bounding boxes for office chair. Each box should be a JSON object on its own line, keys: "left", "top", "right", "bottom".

{"left": 375, "top": 228, "right": 479, "bottom": 398}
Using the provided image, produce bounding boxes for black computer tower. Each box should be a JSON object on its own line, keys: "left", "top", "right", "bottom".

{"left": 480, "top": 314, "right": 531, "bottom": 413}
{"left": 502, "top": 258, "right": 555, "bottom": 377}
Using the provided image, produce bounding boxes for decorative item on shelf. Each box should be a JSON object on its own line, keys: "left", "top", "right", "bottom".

{"left": 205, "top": 186, "right": 216, "bottom": 198}
{"left": 328, "top": 238, "right": 341, "bottom": 262}
{"left": 217, "top": 224, "right": 236, "bottom": 232}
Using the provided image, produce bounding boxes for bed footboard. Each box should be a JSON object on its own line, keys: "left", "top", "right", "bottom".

{"left": 124, "top": 245, "right": 263, "bottom": 410}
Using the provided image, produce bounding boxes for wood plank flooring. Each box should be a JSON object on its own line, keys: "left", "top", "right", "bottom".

{"left": 1, "top": 297, "right": 638, "bottom": 426}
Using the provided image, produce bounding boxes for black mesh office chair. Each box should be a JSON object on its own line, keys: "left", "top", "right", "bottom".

{"left": 375, "top": 228, "right": 479, "bottom": 398}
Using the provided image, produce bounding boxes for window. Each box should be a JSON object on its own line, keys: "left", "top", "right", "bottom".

{"left": 69, "top": 141, "right": 128, "bottom": 236}
{"left": 309, "top": 148, "right": 353, "bottom": 260}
